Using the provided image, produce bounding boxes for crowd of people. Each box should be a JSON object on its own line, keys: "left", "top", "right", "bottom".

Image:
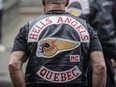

{"left": 0, "top": 0, "right": 114, "bottom": 87}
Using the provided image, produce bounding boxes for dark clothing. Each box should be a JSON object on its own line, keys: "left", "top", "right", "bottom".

{"left": 0, "top": 9, "right": 3, "bottom": 44}
{"left": 104, "top": 1, "right": 116, "bottom": 86}
{"left": 27, "top": 83, "right": 87, "bottom": 87}
{"left": 66, "top": 0, "right": 116, "bottom": 59}
{"left": 66, "top": 0, "right": 116, "bottom": 87}
{"left": 105, "top": 57, "right": 116, "bottom": 87}
{"left": 12, "top": 10, "right": 102, "bottom": 87}
{"left": 112, "top": 0, "right": 116, "bottom": 35}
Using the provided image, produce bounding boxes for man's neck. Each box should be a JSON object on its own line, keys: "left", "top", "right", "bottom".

{"left": 44, "top": 4, "right": 65, "bottom": 13}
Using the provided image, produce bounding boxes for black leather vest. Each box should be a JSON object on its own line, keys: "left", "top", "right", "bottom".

{"left": 25, "top": 10, "right": 90, "bottom": 86}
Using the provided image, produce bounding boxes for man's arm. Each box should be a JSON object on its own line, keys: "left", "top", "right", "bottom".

{"left": 8, "top": 51, "right": 27, "bottom": 87}
{"left": 90, "top": 51, "right": 106, "bottom": 87}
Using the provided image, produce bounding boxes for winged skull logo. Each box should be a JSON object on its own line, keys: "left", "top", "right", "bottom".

{"left": 36, "top": 38, "right": 80, "bottom": 58}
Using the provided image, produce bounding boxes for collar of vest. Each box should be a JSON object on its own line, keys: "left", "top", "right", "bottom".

{"left": 46, "top": 10, "right": 68, "bottom": 14}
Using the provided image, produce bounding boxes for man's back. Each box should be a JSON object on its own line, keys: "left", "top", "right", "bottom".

{"left": 8, "top": 0, "right": 106, "bottom": 87}
{"left": 25, "top": 11, "right": 90, "bottom": 86}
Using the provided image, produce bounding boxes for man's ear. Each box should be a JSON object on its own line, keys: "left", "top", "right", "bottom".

{"left": 42, "top": 0, "right": 45, "bottom": 6}
{"left": 66, "top": 0, "right": 69, "bottom": 6}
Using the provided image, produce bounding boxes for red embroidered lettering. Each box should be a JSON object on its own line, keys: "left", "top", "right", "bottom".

{"left": 64, "top": 17, "right": 72, "bottom": 24}
{"left": 40, "top": 68, "right": 47, "bottom": 77}
{"left": 72, "top": 68, "right": 79, "bottom": 77}
{"left": 67, "top": 71, "right": 73, "bottom": 80}
{"left": 38, "top": 66, "right": 82, "bottom": 83}
{"left": 71, "top": 21, "right": 78, "bottom": 27}
{"left": 76, "top": 25, "right": 84, "bottom": 32}
{"left": 32, "top": 28, "right": 40, "bottom": 33}
{"left": 35, "top": 25, "right": 43, "bottom": 30}
{"left": 29, "top": 33, "right": 38, "bottom": 40}
{"left": 46, "top": 18, "right": 52, "bottom": 24}
{"left": 82, "top": 35, "right": 89, "bottom": 41}
{"left": 57, "top": 17, "right": 64, "bottom": 23}
{"left": 46, "top": 71, "right": 53, "bottom": 79}
{"left": 70, "top": 55, "right": 80, "bottom": 62}
{"left": 53, "top": 73, "right": 60, "bottom": 81}
{"left": 61, "top": 73, "right": 67, "bottom": 81}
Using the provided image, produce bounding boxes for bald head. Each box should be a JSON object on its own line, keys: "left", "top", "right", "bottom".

{"left": 42, "top": 0, "right": 69, "bottom": 6}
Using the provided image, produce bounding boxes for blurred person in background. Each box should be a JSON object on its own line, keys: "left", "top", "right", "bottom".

{"left": 113, "top": 0, "right": 116, "bottom": 54}
{"left": 0, "top": 0, "right": 6, "bottom": 52}
{"left": 107, "top": 0, "right": 116, "bottom": 35}
{"left": 112, "top": 0, "right": 116, "bottom": 35}
{"left": 107, "top": 0, "right": 116, "bottom": 83}
{"left": 66, "top": 0, "right": 116, "bottom": 87}
{"left": 8, "top": 0, "right": 107, "bottom": 87}
{"left": 112, "top": 0, "right": 116, "bottom": 81}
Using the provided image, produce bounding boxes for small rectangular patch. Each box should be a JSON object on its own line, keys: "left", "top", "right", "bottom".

{"left": 70, "top": 55, "right": 80, "bottom": 62}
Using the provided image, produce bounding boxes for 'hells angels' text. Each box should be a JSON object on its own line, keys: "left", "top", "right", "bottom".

{"left": 28, "top": 16, "right": 89, "bottom": 43}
